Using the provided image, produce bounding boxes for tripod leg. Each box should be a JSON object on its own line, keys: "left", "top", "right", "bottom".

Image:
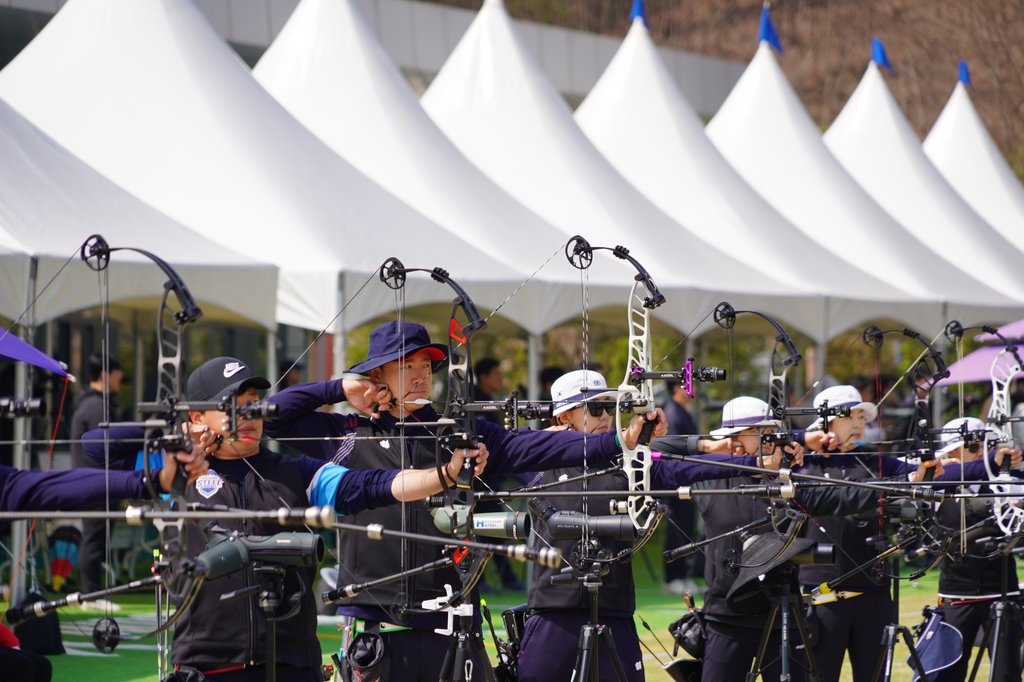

{"left": 791, "top": 601, "right": 821, "bottom": 682}
{"left": 596, "top": 624, "right": 629, "bottom": 682}
{"left": 439, "top": 633, "right": 459, "bottom": 682}
{"left": 897, "top": 626, "right": 927, "bottom": 682}
{"left": 870, "top": 625, "right": 899, "bottom": 682}
{"left": 748, "top": 601, "right": 780, "bottom": 682}
{"left": 988, "top": 600, "right": 1007, "bottom": 682}
{"left": 968, "top": 617, "right": 995, "bottom": 682}
{"left": 471, "top": 630, "right": 496, "bottom": 682}
{"left": 572, "top": 624, "right": 597, "bottom": 682}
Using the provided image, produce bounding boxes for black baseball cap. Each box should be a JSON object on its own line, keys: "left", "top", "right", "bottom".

{"left": 187, "top": 357, "right": 271, "bottom": 402}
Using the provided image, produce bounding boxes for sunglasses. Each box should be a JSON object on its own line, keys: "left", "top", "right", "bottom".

{"left": 583, "top": 402, "right": 616, "bottom": 417}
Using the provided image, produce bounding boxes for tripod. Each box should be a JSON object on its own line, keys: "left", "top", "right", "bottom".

{"left": 746, "top": 564, "right": 820, "bottom": 682}
{"left": 422, "top": 584, "right": 495, "bottom": 682}
{"left": 570, "top": 569, "right": 629, "bottom": 682}
{"left": 871, "top": 555, "right": 927, "bottom": 682}
{"left": 966, "top": 539, "right": 1022, "bottom": 682}
{"left": 220, "top": 565, "right": 304, "bottom": 682}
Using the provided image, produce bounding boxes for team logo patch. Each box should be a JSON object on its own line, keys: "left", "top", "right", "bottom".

{"left": 195, "top": 472, "right": 224, "bottom": 499}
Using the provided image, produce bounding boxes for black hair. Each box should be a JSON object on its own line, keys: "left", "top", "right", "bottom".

{"left": 86, "top": 353, "right": 121, "bottom": 382}
{"left": 540, "top": 366, "right": 565, "bottom": 387}
{"left": 474, "top": 357, "right": 500, "bottom": 378}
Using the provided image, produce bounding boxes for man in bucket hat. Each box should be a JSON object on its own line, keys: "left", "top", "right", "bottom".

{"left": 85, "top": 355, "right": 477, "bottom": 682}
{"left": 264, "top": 321, "right": 667, "bottom": 682}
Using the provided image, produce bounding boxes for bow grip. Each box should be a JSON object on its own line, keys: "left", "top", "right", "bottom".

{"left": 638, "top": 416, "right": 657, "bottom": 446}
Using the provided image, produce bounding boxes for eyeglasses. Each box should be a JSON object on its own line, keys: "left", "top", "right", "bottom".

{"left": 584, "top": 402, "right": 616, "bottom": 417}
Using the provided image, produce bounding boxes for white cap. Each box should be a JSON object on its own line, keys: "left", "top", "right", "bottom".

{"left": 808, "top": 385, "right": 878, "bottom": 429}
{"left": 550, "top": 370, "right": 617, "bottom": 416}
{"left": 709, "top": 397, "right": 781, "bottom": 437}
{"left": 937, "top": 417, "right": 996, "bottom": 456}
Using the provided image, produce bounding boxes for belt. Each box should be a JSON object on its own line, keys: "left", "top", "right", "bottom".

{"left": 806, "top": 590, "right": 864, "bottom": 605}
{"left": 352, "top": 618, "right": 411, "bottom": 635}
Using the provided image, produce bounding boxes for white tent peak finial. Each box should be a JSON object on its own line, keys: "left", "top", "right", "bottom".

{"left": 629, "top": 0, "right": 648, "bottom": 28}
{"left": 758, "top": 3, "right": 783, "bottom": 53}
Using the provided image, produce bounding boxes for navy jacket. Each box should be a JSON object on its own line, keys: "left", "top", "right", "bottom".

{"left": 0, "top": 465, "right": 149, "bottom": 512}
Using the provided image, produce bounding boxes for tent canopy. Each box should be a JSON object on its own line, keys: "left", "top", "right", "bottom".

{"left": 937, "top": 345, "right": 1022, "bottom": 386}
{"left": 0, "top": 96, "right": 279, "bottom": 328}
{"left": 575, "top": 18, "right": 933, "bottom": 339}
{"left": 420, "top": 0, "right": 821, "bottom": 340}
{"left": 252, "top": 0, "right": 637, "bottom": 333}
{"left": 925, "top": 82, "right": 1024, "bottom": 247}
{"left": 706, "top": 42, "right": 1015, "bottom": 331}
{"left": 825, "top": 62, "right": 1024, "bottom": 304}
{"left": 0, "top": 0, "right": 531, "bottom": 334}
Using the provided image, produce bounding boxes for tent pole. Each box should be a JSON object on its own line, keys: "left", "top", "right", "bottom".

{"left": 133, "top": 311, "right": 144, "bottom": 408}
{"left": 10, "top": 257, "right": 38, "bottom": 605}
{"left": 266, "top": 326, "right": 278, "bottom": 395}
{"left": 333, "top": 274, "right": 347, "bottom": 379}
{"left": 527, "top": 333, "right": 542, "bottom": 401}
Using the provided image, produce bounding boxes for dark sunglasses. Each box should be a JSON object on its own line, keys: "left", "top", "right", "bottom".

{"left": 583, "top": 402, "right": 616, "bottom": 417}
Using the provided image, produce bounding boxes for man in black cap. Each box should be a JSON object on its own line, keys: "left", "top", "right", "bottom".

{"left": 264, "top": 320, "right": 666, "bottom": 682}
{"left": 85, "top": 355, "right": 481, "bottom": 682}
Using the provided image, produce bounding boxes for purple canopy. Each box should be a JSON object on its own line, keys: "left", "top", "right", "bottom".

{"left": 0, "top": 326, "right": 70, "bottom": 378}
{"left": 977, "top": 318, "right": 1024, "bottom": 343}
{"left": 938, "top": 344, "right": 1023, "bottom": 385}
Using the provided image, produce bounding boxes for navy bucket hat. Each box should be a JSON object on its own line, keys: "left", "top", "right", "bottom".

{"left": 346, "top": 321, "right": 448, "bottom": 376}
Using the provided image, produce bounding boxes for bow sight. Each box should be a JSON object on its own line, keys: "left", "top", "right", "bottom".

{"left": 0, "top": 396, "right": 44, "bottom": 418}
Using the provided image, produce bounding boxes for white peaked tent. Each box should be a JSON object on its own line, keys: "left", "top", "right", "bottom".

{"left": 706, "top": 43, "right": 1017, "bottom": 330}
{"left": 0, "top": 0, "right": 532, "bottom": 362}
{"left": 252, "top": 0, "right": 631, "bottom": 331}
{"left": 0, "top": 96, "right": 278, "bottom": 328}
{"left": 420, "top": 0, "right": 821, "bottom": 340}
{"left": 925, "top": 82, "right": 1024, "bottom": 245}
{"left": 575, "top": 18, "right": 933, "bottom": 338}
{"left": 825, "top": 62, "right": 1024, "bottom": 304}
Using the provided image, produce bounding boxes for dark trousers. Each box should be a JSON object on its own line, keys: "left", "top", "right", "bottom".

{"left": 0, "top": 646, "right": 52, "bottom": 682}
{"left": 806, "top": 590, "right": 892, "bottom": 682}
{"left": 943, "top": 598, "right": 1022, "bottom": 682}
{"left": 664, "top": 498, "right": 701, "bottom": 583}
{"left": 702, "top": 620, "right": 809, "bottom": 682}
{"left": 518, "top": 610, "right": 644, "bottom": 682}
{"left": 77, "top": 518, "right": 106, "bottom": 593}
{"left": 347, "top": 629, "right": 484, "bottom": 682}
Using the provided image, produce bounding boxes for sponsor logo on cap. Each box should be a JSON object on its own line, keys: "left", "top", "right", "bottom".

{"left": 223, "top": 362, "right": 245, "bottom": 378}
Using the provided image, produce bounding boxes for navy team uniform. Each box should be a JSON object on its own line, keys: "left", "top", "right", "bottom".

{"left": 86, "top": 426, "right": 402, "bottom": 682}
{"left": 518, "top": 452, "right": 764, "bottom": 682}
{"left": 800, "top": 454, "right": 987, "bottom": 682}
{"left": 264, "top": 379, "right": 625, "bottom": 682}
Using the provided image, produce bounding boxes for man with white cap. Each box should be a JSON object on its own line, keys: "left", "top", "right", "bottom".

{"left": 932, "top": 417, "right": 1021, "bottom": 681}
{"left": 516, "top": 372, "right": 787, "bottom": 682}
{"left": 687, "top": 396, "right": 814, "bottom": 682}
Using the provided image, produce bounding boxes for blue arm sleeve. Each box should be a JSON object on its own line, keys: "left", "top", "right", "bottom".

{"left": 477, "top": 419, "right": 620, "bottom": 476}
{"left": 300, "top": 457, "right": 399, "bottom": 515}
{"left": 264, "top": 381, "right": 360, "bottom": 460}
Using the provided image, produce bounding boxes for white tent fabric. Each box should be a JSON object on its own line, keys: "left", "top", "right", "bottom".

{"left": 575, "top": 19, "right": 933, "bottom": 338}
{"left": 0, "top": 0, "right": 531, "bottom": 336}
{"left": 0, "top": 96, "right": 278, "bottom": 328}
{"left": 706, "top": 43, "right": 1017, "bottom": 330}
{"left": 925, "top": 82, "right": 1024, "bottom": 246}
{"left": 825, "top": 63, "right": 1024, "bottom": 304}
{"left": 420, "top": 0, "right": 821, "bottom": 340}
{"left": 252, "top": 0, "right": 632, "bottom": 331}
